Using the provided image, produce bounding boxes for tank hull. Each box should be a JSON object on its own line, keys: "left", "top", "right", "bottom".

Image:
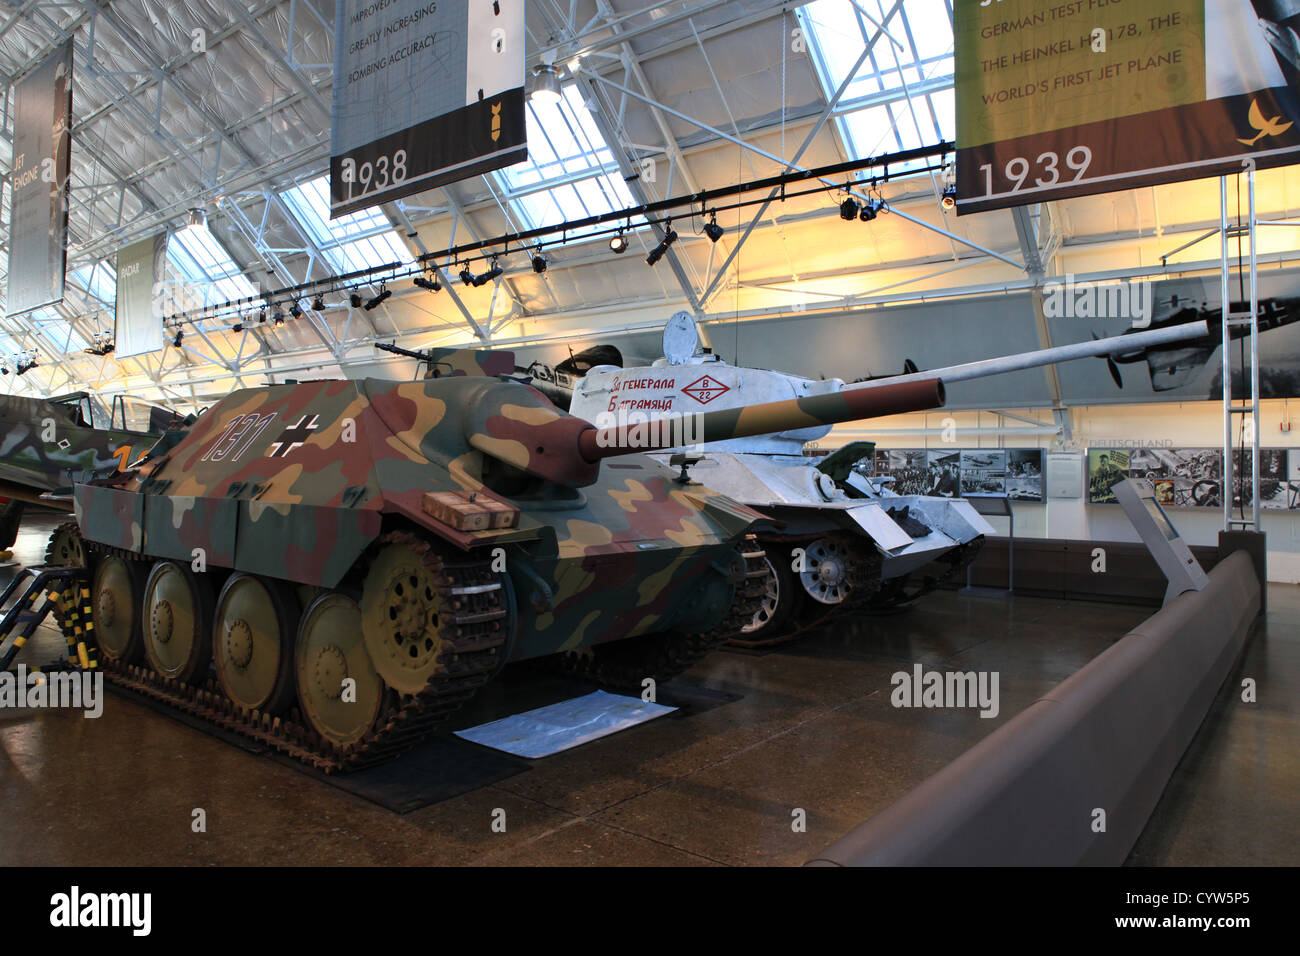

{"left": 652, "top": 450, "right": 991, "bottom": 577}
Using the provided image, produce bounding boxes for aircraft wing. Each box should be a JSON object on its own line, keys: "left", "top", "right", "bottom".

{"left": 1145, "top": 346, "right": 1215, "bottom": 391}
{"left": 0, "top": 459, "right": 60, "bottom": 494}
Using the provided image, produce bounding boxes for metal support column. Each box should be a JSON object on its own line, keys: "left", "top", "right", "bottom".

{"left": 1220, "top": 170, "right": 1260, "bottom": 532}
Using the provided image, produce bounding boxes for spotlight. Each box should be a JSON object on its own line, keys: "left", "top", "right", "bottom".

{"left": 941, "top": 185, "right": 957, "bottom": 210}
{"left": 231, "top": 322, "right": 244, "bottom": 333}
{"left": 16, "top": 359, "right": 37, "bottom": 376}
{"left": 290, "top": 301, "right": 303, "bottom": 319}
{"left": 172, "top": 329, "right": 184, "bottom": 348}
{"left": 272, "top": 308, "right": 285, "bottom": 325}
{"left": 840, "top": 197, "right": 860, "bottom": 220}
{"left": 474, "top": 262, "right": 504, "bottom": 287}
{"left": 349, "top": 292, "right": 363, "bottom": 308}
{"left": 531, "top": 254, "right": 547, "bottom": 274}
{"left": 645, "top": 225, "right": 677, "bottom": 267}
{"left": 0, "top": 366, "right": 8, "bottom": 375}
{"left": 530, "top": 63, "right": 562, "bottom": 106}
{"left": 312, "top": 295, "right": 325, "bottom": 311}
{"left": 461, "top": 262, "right": 504, "bottom": 287}
{"left": 859, "top": 197, "right": 883, "bottom": 222}
{"left": 365, "top": 288, "right": 391, "bottom": 310}
{"left": 703, "top": 215, "right": 724, "bottom": 243}
{"left": 413, "top": 275, "right": 441, "bottom": 291}
{"left": 258, "top": 308, "right": 267, "bottom": 324}
{"left": 184, "top": 207, "right": 207, "bottom": 232}
{"left": 609, "top": 232, "right": 628, "bottom": 254}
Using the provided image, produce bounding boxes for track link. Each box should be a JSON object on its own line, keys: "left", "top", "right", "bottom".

{"left": 79, "top": 530, "right": 507, "bottom": 773}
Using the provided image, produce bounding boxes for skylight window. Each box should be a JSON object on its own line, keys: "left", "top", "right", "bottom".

{"left": 167, "top": 226, "right": 259, "bottom": 306}
{"left": 799, "top": 0, "right": 955, "bottom": 170}
{"left": 280, "top": 176, "right": 413, "bottom": 274}
{"left": 70, "top": 262, "right": 117, "bottom": 308}
{"left": 495, "top": 84, "right": 635, "bottom": 239}
{"left": 25, "top": 305, "right": 89, "bottom": 353}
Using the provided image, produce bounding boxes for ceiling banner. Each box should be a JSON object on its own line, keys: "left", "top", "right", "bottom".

{"left": 114, "top": 233, "right": 167, "bottom": 358}
{"left": 955, "top": 0, "right": 1300, "bottom": 214}
{"left": 6, "top": 40, "right": 73, "bottom": 316}
{"left": 329, "top": 0, "right": 527, "bottom": 217}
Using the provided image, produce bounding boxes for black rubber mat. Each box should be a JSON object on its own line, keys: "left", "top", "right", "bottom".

{"left": 102, "top": 681, "right": 530, "bottom": 814}
{"left": 305, "top": 735, "right": 532, "bottom": 814}
{"left": 102, "top": 665, "right": 741, "bottom": 814}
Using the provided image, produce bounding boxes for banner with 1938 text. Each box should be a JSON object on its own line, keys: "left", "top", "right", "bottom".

{"left": 330, "top": 0, "right": 526, "bottom": 217}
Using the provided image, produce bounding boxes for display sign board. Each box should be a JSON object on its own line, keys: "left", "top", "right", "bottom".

{"left": 1046, "top": 451, "right": 1084, "bottom": 499}
{"left": 6, "top": 41, "right": 73, "bottom": 316}
{"left": 955, "top": 0, "right": 1300, "bottom": 214}
{"left": 114, "top": 234, "right": 167, "bottom": 358}
{"left": 330, "top": 0, "right": 526, "bottom": 217}
{"left": 1087, "top": 445, "right": 1296, "bottom": 509}
{"left": 865, "top": 448, "right": 1045, "bottom": 500}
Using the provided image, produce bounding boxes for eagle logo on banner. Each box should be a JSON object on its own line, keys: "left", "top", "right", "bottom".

{"left": 1237, "top": 98, "right": 1293, "bottom": 146}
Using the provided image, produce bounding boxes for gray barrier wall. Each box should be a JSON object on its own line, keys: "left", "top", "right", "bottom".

{"left": 808, "top": 550, "right": 1261, "bottom": 866}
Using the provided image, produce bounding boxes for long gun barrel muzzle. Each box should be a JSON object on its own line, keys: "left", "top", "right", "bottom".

{"left": 844, "top": 320, "right": 1209, "bottom": 390}
{"left": 577, "top": 376, "right": 945, "bottom": 461}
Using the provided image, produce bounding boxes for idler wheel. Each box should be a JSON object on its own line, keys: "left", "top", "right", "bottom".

{"left": 142, "top": 560, "right": 213, "bottom": 684}
{"left": 798, "top": 537, "right": 855, "bottom": 606}
{"left": 360, "top": 539, "right": 447, "bottom": 695}
{"left": 92, "top": 554, "right": 146, "bottom": 662}
{"left": 213, "top": 573, "right": 298, "bottom": 714}
{"left": 295, "top": 592, "right": 386, "bottom": 747}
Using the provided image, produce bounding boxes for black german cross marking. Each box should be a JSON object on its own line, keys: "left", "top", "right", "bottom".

{"left": 267, "top": 414, "right": 319, "bottom": 458}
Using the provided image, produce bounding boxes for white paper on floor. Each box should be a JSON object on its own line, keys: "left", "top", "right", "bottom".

{"left": 454, "top": 690, "right": 677, "bottom": 758}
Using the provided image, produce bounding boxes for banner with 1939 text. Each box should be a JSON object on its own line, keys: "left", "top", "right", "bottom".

{"left": 955, "top": 0, "right": 1300, "bottom": 214}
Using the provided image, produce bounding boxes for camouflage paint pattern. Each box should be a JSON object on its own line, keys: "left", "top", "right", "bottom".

{"left": 73, "top": 373, "right": 946, "bottom": 662}
{"left": 0, "top": 394, "right": 152, "bottom": 501}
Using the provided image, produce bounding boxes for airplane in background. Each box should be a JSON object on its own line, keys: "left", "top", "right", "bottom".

{"left": 0, "top": 392, "right": 186, "bottom": 552}
{"left": 1096, "top": 295, "right": 1300, "bottom": 391}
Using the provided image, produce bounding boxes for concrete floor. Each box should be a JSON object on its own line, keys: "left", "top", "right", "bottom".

{"left": 0, "top": 512, "right": 1294, "bottom": 866}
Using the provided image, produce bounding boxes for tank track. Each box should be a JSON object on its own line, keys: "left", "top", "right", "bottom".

{"left": 548, "top": 536, "right": 769, "bottom": 690}
{"left": 71, "top": 529, "right": 507, "bottom": 774}
{"left": 728, "top": 530, "right": 881, "bottom": 649}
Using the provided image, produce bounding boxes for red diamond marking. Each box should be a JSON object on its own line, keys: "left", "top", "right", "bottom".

{"left": 681, "top": 375, "right": 730, "bottom": 405}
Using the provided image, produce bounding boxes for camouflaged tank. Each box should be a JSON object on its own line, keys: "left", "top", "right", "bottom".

{"left": 65, "top": 369, "right": 944, "bottom": 770}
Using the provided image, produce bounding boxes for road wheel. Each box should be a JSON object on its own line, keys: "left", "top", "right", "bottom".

{"left": 142, "top": 560, "right": 213, "bottom": 684}
{"left": 213, "top": 573, "right": 298, "bottom": 714}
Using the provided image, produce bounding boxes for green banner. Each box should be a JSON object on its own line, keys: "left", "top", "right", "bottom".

{"left": 956, "top": 0, "right": 1300, "bottom": 213}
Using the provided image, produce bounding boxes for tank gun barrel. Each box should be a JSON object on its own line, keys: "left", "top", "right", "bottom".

{"left": 845, "top": 319, "right": 1208, "bottom": 391}
{"left": 577, "top": 377, "right": 945, "bottom": 461}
